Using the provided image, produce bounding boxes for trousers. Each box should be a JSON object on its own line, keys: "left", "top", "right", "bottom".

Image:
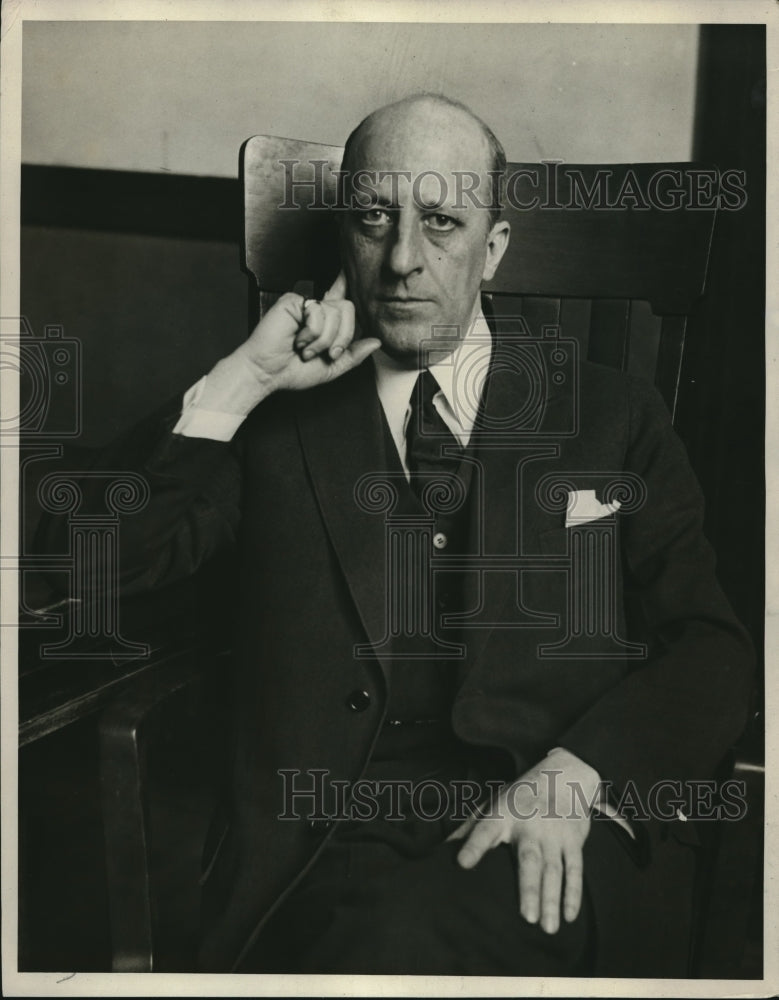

{"left": 240, "top": 759, "right": 596, "bottom": 976}
{"left": 241, "top": 639, "right": 596, "bottom": 975}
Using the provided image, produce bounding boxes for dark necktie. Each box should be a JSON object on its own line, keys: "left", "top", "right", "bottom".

{"left": 405, "top": 370, "right": 462, "bottom": 499}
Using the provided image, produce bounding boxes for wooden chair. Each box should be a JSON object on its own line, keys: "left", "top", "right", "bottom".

{"left": 97, "top": 135, "right": 762, "bottom": 974}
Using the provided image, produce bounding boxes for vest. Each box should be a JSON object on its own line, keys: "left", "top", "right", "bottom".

{"left": 366, "top": 409, "right": 476, "bottom": 771}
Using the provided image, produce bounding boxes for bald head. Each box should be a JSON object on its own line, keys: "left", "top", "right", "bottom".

{"left": 335, "top": 93, "right": 511, "bottom": 366}
{"left": 340, "top": 94, "right": 506, "bottom": 225}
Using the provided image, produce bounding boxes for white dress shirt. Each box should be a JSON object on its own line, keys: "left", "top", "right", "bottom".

{"left": 371, "top": 311, "right": 493, "bottom": 477}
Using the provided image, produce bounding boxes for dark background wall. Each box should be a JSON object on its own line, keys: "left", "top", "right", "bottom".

{"left": 682, "top": 24, "right": 765, "bottom": 681}
{"left": 20, "top": 225, "right": 247, "bottom": 447}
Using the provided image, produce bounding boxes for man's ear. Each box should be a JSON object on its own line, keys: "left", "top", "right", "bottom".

{"left": 482, "top": 220, "right": 510, "bottom": 283}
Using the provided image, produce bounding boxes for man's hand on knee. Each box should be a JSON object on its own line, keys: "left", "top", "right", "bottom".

{"left": 447, "top": 748, "right": 601, "bottom": 935}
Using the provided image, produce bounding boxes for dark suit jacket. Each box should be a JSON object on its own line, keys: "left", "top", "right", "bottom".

{"left": 52, "top": 348, "right": 753, "bottom": 976}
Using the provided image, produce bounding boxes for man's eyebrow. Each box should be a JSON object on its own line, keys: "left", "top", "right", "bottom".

{"left": 351, "top": 193, "right": 398, "bottom": 210}
{"left": 416, "top": 197, "right": 464, "bottom": 213}
{"left": 350, "top": 193, "right": 466, "bottom": 213}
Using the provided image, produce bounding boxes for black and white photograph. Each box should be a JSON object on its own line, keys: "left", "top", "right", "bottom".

{"left": 1, "top": 1, "right": 774, "bottom": 995}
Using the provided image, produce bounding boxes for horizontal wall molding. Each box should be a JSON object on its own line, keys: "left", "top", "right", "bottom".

{"left": 21, "top": 165, "right": 241, "bottom": 243}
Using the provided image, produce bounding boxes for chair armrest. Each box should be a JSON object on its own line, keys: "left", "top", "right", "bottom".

{"left": 98, "top": 647, "right": 229, "bottom": 972}
{"left": 691, "top": 712, "right": 764, "bottom": 978}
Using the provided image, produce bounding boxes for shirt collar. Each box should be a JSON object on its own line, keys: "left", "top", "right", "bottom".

{"left": 372, "top": 310, "right": 493, "bottom": 450}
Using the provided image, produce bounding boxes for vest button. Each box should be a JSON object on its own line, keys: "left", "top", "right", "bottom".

{"left": 346, "top": 689, "right": 371, "bottom": 712}
{"left": 433, "top": 531, "right": 448, "bottom": 550}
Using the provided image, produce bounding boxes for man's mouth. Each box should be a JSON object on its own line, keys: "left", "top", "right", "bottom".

{"left": 377, "top": 295, "right": 430, "bottom": 303}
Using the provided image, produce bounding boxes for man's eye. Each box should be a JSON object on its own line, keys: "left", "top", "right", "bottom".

{"left": 423, "top": 213, "right": 457, "bottom": 232}
{"left": 357, "top": 208, "right": 393, "bottom": 227}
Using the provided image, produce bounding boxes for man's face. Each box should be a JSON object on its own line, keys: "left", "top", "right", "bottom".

{"left": 339, "top": 101, "right": 509, "bottom": 367}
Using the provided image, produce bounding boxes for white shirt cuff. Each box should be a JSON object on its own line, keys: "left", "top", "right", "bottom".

{"left": 173, "top": 376, "right": 247, "bottom": 442}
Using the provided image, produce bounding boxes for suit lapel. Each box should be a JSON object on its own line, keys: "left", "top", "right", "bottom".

{"left": 458, "top": 340, "right": 568, "bottom": 675}
{"left": 296, "top": 364, "right": 395, "bottom": 678}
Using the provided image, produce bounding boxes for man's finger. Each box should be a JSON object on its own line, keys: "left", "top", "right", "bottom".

{"left": 323, "top": 269, "right": 348, "bottom": 302}
{"left": 304, "top": 304, "right": 342, "bottom": 359}
{"left": 517, "top": 841, "right": 543, "bottom": 924}
{"left": 296, "top": 301, "right": 325, "bottom": 353}
{"left": 539, "top": 856, "right": 564, "bottom": 934}
{"left": 456, "top": 817, "right": 501, "bottom": 870}
{"left": 298, "top": 303, "right": 343, "bottom": 359}
{"left": 327, "top": 301, "right": 356, "bottom": 360}
{"left": 561, "top": 843, "right": 584, "bottom": 924}
{"left": 329, "top": 337, "right": 381, "bottom": 375}
{"left": 264, "top": 291, "right": 310, "bottom": 340}
{"left": 445, "top": 812, "right": 480, "bottom": 843}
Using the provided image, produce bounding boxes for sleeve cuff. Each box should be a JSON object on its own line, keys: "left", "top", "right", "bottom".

{"left": 173, "top": 376, "right": 247, "bottom": 442}
{"left": 592, "top": 798, "right": 636, "bottom": 840}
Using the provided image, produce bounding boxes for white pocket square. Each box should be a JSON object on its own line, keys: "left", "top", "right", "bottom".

{"left": 565, "top": 489, "right": 621, "bottom": 527}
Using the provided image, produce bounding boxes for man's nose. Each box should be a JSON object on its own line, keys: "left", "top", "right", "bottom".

{"left": 385, "top": 215, "right": 424, "bottom": 278}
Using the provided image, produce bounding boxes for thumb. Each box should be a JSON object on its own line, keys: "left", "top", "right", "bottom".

{"left": 446, "top": 801, "right": 486, "bottom": 843}
{"left": 456, "top": 818, "right": 501, "bottom": 870}
{"left": 330, "top": 337, "right": 381, "bottom": 375}
{"left": 446, "top": 814, "right": 479, "bottom": 843}
{"left": 323, "top": 268, "right": 349, "bottom": 302}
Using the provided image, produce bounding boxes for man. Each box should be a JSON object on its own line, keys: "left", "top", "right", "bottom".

{"left": 58, "top": 94, "right": 753, "bottom": 976}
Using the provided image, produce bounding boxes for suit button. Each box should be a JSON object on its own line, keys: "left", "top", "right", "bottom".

{"left": 433, "top": 532, "right": 448, "bottom": 550}
{"left": 346, "top": 689, "right": 371, "bottom": 712}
